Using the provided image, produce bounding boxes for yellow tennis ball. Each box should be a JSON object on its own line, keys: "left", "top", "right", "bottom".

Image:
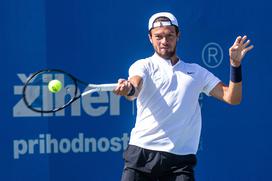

{"left": 48, "top": 79, "right": 62, "bottom": 93}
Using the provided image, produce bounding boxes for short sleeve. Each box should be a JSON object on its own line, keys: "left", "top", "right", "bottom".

{"left": 201, "top": 68, "right": 221, "bottom": 96}
{"left": 128, "top": 59, "right": 148, "bottom": 82}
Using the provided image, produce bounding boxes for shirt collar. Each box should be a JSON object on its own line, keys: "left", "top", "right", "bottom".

{"left": 151, "top": 52, "right": 181, "bottom": 68}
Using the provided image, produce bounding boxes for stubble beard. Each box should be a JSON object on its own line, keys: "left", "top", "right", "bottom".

{"left": 155, "top": 46, "right": 177, "bottom": 60}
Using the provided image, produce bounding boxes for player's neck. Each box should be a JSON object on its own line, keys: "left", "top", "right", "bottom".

{"left": 170, "top": 56, "right": 179, "bottom": 66}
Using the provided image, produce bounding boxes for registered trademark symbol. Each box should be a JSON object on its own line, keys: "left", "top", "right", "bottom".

{"left": 202, "top": 42, "right": 223, "bottom": 68}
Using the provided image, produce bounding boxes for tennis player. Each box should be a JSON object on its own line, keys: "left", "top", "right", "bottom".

{"left": 114, "top": 12, "right": 253, "bottom": 181}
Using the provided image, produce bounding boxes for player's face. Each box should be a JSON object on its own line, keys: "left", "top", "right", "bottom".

{"left": 149, "top": 26, "right": 179, "bottom": 59}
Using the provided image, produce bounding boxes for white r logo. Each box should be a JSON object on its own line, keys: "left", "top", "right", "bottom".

{"left": 202, "top": 42, "right": 223, "bottom": 68}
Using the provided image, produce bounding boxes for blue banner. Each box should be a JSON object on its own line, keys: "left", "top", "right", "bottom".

{"left": 1, "top": 0, "right": 271, "bottom": 180}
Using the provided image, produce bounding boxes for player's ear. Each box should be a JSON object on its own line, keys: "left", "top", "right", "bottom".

{"left": 177, "top": 31, "right": 181, "bottom": 42}
{"left": 148, "top": 33, "right": 153, "bottom": 44}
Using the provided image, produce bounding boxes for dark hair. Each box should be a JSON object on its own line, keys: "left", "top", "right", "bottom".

{"left": 149, "top": 16, "right": 179, "bottom": 36}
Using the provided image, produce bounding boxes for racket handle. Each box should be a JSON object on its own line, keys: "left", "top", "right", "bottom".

{"left": 89, "top": 83, "right": 118, "bottom": 91}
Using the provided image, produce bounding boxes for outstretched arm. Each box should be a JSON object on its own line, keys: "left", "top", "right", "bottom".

{"left": 210, "top": 35, "right": 254, "bottom": 105}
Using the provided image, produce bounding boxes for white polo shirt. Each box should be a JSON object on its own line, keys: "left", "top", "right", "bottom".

{"left": 128, "top": 53, "right": 221, "bottom": 155}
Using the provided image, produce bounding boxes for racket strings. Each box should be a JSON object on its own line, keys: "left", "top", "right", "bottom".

{"left": 23, "top": 70, "right": 78, "bottom": 113}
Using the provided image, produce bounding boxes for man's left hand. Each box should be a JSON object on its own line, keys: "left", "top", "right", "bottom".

{"left": 229, "top": 35, "right": 254, "bottom": 67}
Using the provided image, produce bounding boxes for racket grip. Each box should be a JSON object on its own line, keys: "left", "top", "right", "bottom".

{"left": 90, "top": 83, "right": 118, "bottom": 91}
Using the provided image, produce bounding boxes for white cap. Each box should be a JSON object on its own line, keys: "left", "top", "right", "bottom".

{"left": 148, "top": 12, "right": 179, "bottom": 31}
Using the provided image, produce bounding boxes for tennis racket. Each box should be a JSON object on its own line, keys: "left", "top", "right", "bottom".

{"left": 23, "top": 69, "right": 117, "bottom": 113}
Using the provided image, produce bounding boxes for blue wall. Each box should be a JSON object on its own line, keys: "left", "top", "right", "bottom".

{"left": 1, "top": 0, "right": 271, "bottom": 180}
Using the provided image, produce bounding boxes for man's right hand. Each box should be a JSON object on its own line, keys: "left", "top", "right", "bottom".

{"left": 113, "top": 79, "right": 133, "bottom": 96}
{"left": 113, "top": 76, "right": 143, "bottom": 100}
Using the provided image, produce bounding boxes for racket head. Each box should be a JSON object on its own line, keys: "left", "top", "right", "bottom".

{"left": 23, "top": 69, "right": 79, "bottom": 113}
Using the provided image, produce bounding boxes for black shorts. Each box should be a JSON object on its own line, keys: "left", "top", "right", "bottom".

{"left": 121, "top": 145, "right": 197, "bottom": 181}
